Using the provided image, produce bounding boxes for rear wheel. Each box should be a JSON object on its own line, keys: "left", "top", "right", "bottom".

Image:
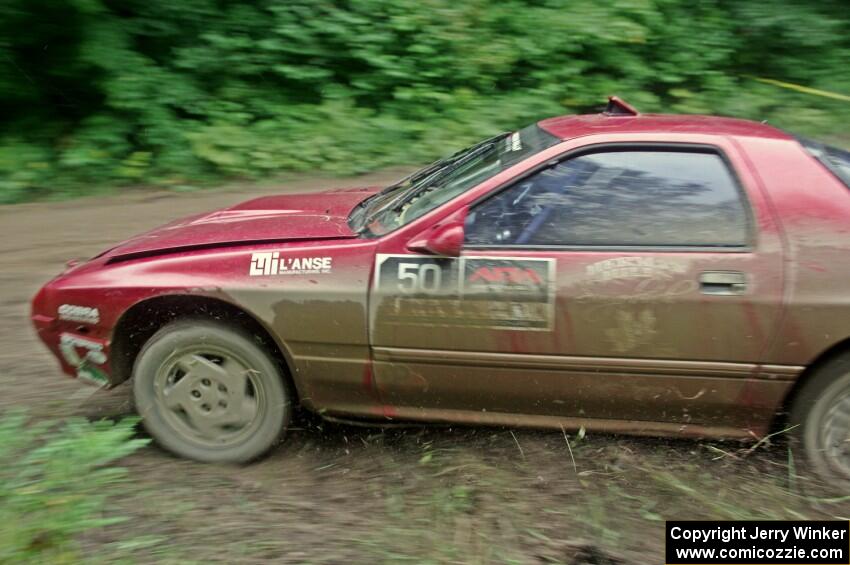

{"left": 790, "top": 355, "right": 850, "bottom": 486}
{"left": 132, "top": 320, "right": 290, "bottom": 463}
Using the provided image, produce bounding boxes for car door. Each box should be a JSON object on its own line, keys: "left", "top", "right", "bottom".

{"left": 370, "top": 140, "right": 785, "bottom": 432}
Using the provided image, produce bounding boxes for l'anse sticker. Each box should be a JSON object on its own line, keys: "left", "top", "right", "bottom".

{"left": 249, "top": 252, "right": 332, "bottom": 276}
{"left": 373, "top": 255, "right": 555, "bottom": 331}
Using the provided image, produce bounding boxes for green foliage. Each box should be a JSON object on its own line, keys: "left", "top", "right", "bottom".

{"left": 0, "top": 412, "right": 148, "bottom": 563}
{"left": 0, "top": 0, "right": 848, "bottom": 202}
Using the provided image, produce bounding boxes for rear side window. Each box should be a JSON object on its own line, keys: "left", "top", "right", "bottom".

{"left": 799, "top": 137, "right": 850, "bottom": 188}
{"left": 465, "top": 149, "right": 750, "bottom": 248}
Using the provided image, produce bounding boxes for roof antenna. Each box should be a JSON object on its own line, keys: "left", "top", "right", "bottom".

{"left": 604, "top": 96, "right": 639, "bottom": 116}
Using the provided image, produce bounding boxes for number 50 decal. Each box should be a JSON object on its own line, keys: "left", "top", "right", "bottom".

{"left": 375, "top": 255, "right": 457, "bottom": 295}
{"left": 374, "top": 254, "right": 555, "bottom": 331}
{"left": 398, "top": 262, "right": 443, "bottom": 293}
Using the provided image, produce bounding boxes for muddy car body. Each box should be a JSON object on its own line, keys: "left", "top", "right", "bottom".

{"left": 32, "top": 98, "right": 850, "bottom": 480}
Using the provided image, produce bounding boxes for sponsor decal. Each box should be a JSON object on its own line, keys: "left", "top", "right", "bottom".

{"left": 58, "top": 304, "right": 100, "bottom": 324}
{"left": 505, "top": 131, "right": 522, "bottom": 152}
{"left": 585, "top": 256, "right": 688, "bottom": 282}
{"left": 463, "top": 259, "right": 548, "bottom": 295}
{"left": 249, "top": 252, "right": 333, "bottom": 276}
{"left": 374, "top": 255, "right": 555, "bottom": 331}
{"left": 77, "top": 365, "right": 108, "bottom": 386}
{"left": 59, "top": 333, "right": 108, "bottom": 386}
{"left": 605, "top": 309, "right": 658, "bottom": 354}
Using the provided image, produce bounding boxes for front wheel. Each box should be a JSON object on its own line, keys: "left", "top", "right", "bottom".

{"left": 132, "top": 320, "right": 291, "bottom": 463}
{"left": 790, "top": 355, "right": 850, "bottom": 486}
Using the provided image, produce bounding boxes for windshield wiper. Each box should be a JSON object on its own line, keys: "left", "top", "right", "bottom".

{"left": 391, "top": 139, "right": 503, "bottom": 207}
{"left": 353, "top": 133, "right": 510, "bottom": 232}
{"left": 393, "top": 132, "right": 510, "bottom": 190}
{"left": 349, "top": 156, "right": 452, "bottom": 232}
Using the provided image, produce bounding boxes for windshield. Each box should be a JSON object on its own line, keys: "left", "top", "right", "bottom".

{"left": 348, "top": 123, "right": 560, "bottom": 236}
{"left": 798, "top": 136, "right": 850, "bottom": 189}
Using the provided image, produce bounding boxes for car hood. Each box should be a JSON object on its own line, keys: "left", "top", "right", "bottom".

{"left": 103, "top": 186, "right": 378, "bottom": 261}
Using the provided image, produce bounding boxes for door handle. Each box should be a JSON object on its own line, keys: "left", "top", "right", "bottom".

{"left": 699, "top": 271, "right": 747, "bottom": 295}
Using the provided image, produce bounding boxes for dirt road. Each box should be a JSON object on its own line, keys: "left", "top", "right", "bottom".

{"left": 1, "top": 173, "right": 846, "bottom": 564}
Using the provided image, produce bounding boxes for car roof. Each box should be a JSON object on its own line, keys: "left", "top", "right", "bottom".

{"left": 538, "top": 112, "right": 793, "bottom": 142}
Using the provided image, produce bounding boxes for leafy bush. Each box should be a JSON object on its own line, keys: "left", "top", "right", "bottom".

{"left": 0, "top": 412, "right": 148, "bottom": 563}
{"left": 0, "top": 0, "right": 848, "bottom": 202}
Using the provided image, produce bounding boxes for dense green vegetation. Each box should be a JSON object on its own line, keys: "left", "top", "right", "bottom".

{"left": 0, "top": 413, "right": 147, "bottom": 562}
{"left": 1, "top": 0, "right": 848, "bottom": 202}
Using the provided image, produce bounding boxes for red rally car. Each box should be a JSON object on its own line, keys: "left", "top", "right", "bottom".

{"left": 32, "top": 98, "right": 850, "bottom": 483}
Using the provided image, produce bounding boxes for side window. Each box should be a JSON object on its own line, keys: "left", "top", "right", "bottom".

{"left": 464, "top": 149, "right": 750, "bottom": 247}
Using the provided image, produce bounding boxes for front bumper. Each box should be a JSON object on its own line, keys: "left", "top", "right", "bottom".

{"left": 31, "top": 287, "right": 112, "bottom": 387}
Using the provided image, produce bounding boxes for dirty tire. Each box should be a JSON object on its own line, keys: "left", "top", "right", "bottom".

{"left": 789, "top": 355, "right": 850, "bottom": 487}
{"left": 133, "top": 319, "right": 290, "bottom": 463}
